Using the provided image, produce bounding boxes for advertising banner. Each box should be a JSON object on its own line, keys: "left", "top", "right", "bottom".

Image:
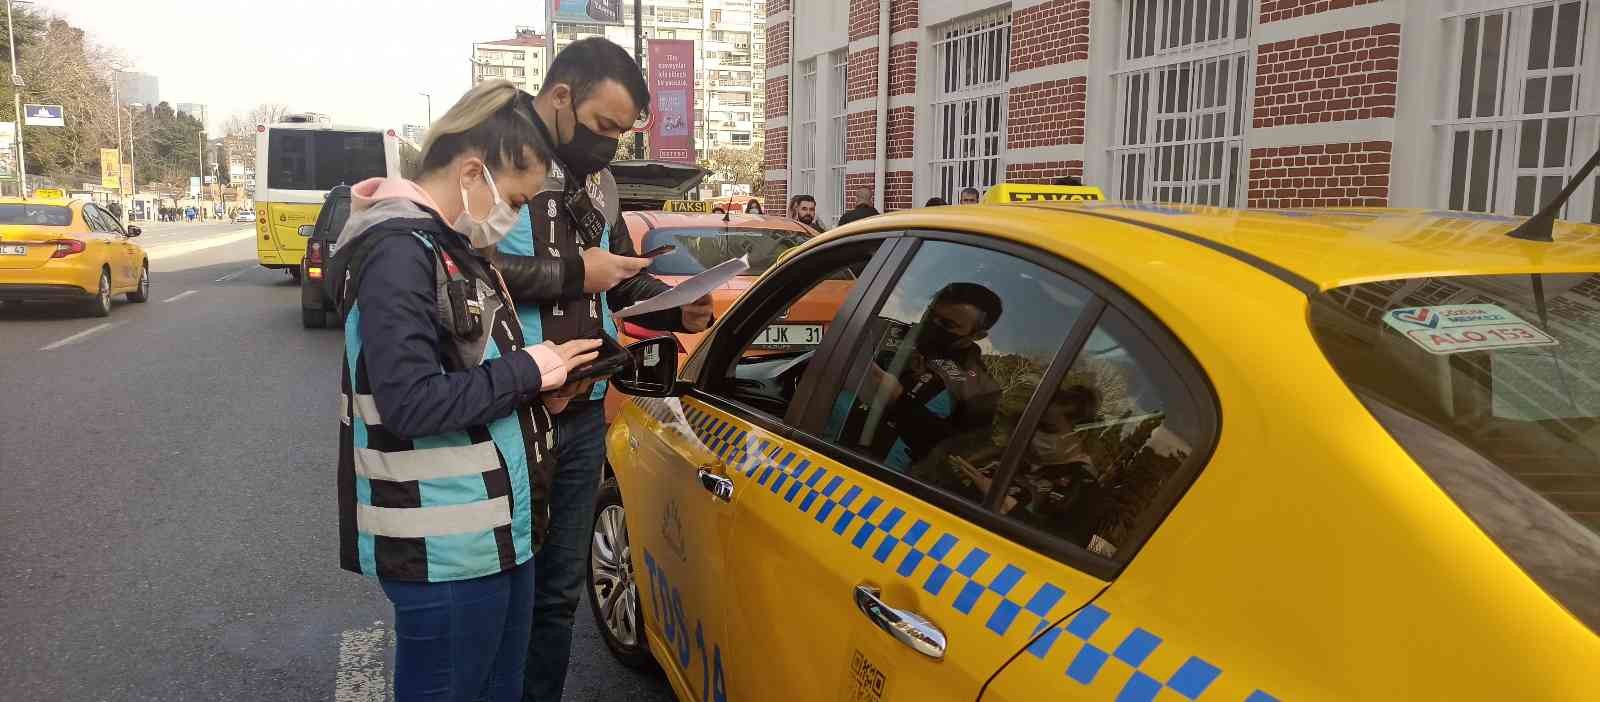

{"left": 647, "top": 39, "right": 695, "bottom": 164}
{"left": 189, "top": 176, "right": 201, "bottom": 197}
{"left": 24, "top": 104, "right": 64, "bottom": 127}
{"left": 550, "top": 0, "right": 623, "bottom": 25}
{"left": 100, "top": 148, "right": 121, "bottom": 189}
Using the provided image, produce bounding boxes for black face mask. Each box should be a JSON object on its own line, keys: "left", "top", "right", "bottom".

{"left": 913, "top": 322, "right": 964, "bottom": 355}
{"left": 557, "top": 102, "right": 620, "bottom": 178}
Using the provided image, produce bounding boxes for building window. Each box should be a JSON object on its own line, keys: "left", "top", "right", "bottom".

{"left": 1437, "top": 0, "right": 1599, "bottom": 222}
{"left": 1110, "top": 0, "right": 1251, "bottom": 206}
{"left": 510, "top": 66, "right": 525, "bottom": 78}
{"left": 930, "top": 10, "right": 1012, "bottom": 202}
{"left": 711, "top": 9, "right": 723, "bottom": 22}
{"left": 732, "top": 133, "right": 751, "bottom": 145}
{"left": 794, "top": 58, "right": 818, "bottom": 201}
{"left": 479, "top": 65, "right": 504, "bottom": 77}
{"left": 830, "top": 49, "right": 849, "bottom": 217}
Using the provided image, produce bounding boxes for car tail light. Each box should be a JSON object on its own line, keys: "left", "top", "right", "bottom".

{"left": 48, "top": 239, "right": 85, "bottom": 258}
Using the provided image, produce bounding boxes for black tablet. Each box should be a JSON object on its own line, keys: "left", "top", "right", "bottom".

{"left": 566, "top": 331, "right": 633, "bottom": 382}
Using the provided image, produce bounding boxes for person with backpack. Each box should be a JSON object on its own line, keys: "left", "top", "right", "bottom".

{"left": 326, "top": 80, "right": 599, "bottom": 702}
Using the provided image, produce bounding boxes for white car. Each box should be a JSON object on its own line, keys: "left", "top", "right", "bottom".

{"left": 234, "top": 210, "right": 256, "bottom": 223}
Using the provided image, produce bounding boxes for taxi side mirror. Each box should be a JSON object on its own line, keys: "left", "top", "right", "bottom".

{"left": 126, "top": 226, "right": 142, "bottom": 237}
{"left": 610, "top": 336, "right": 682, "bottom": 397}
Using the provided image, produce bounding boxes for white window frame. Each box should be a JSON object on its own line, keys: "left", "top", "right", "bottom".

{"left": 929, "top": 9, "right": 1012, "bottom": 203}
{"left": 1434, "top": 0, "right": 1600, "bottom": 222}
{"left": 830, "top": 49, "right": 849, "bottom": 218}
{"left": 793, "top": 58, "right": 818, "bottom": 203}
{"left": 1110, "top": 0, "right": 1252, "bottom": 206}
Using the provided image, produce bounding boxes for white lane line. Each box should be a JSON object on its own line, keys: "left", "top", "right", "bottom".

{"left": 40, "top": 322, "right": 119, "bottom": 351}
{"left": 162, "top": 289, "right": 198, "bottom": 303}
{"left": 215, "top": 266, "right": 254, "bottom": 283}
{"left": 334, "top": 621, "right": 391, "bottom": 702}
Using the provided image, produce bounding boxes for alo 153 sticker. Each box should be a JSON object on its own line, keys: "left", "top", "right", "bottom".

{"left": 1382, "top": 304, "right": 1558, "bottom": 355}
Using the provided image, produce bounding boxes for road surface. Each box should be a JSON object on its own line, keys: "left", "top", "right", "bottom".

{"left": 0, "top": 237, "right": 676, "bottom": 701}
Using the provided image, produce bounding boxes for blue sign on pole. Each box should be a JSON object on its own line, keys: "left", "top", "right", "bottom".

{"left": 23, "top": 104, "right": 64, "bottom": 127}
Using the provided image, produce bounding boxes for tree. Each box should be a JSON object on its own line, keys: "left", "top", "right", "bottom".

{"left": 700, "top": 145, "right": 762, "bottom": 192}
{"left": 6, "top": 14, "right": 123, "bottom": 187}
{"left": 220, "top": 103, "right": 288, "bottom": 167}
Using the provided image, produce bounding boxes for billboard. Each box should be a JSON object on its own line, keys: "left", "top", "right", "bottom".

{"left": 24, "top": 104, "right": 64, "bottom": 127}
{"left": 189, "top": 176, "right": 202, "bottom": 197}
{"left": 100, "top": 148, "right": 121, "bottom": 189}
{"left": 647, "top": 39, "right": 695, "bottom": 164}
{"left": 550, "top": 0, "right": 623, "bottom": 25}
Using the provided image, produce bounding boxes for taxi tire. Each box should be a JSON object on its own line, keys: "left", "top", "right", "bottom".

{"left": 588, "top": 478, "right": 657, "bottom": 672}
{"left": 127, "top": 264, "right": 150, "bottom": 303}
{"left": 85, "top": 268, "right": 112, "bottom": 318}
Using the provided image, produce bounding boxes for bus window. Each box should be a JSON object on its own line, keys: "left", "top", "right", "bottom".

{"left": 267, "top": 129, "right": 387, "bottom": 191}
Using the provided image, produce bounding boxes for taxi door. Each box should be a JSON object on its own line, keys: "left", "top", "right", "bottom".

{"left": 84, "top": 205, "right": 131, "bottom": 289}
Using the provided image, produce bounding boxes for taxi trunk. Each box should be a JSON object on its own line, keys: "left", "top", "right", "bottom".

{"left": 0, "top": 226, "right": 74, "bottom": 271}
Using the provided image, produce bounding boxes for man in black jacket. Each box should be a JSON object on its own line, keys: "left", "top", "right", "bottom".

{"left": 489, "top": 38, "right": 714, "bottom": 702}
{"left": 836, "top": 186, "right": 879, "bottom": 227}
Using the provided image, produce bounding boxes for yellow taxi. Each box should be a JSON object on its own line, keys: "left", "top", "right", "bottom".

{"left": 0, "top": 197, "right": 148, "bottom": 316}
{"left": 590, "top": 201, "right": 1600, "bottom": 700}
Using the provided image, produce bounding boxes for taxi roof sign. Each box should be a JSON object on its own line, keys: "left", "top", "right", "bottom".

{"left": 662, "top": 199, "right": 713, "bottom": 213}
{"left": 982, "top": 183, "right": 1106, "bottom": 204}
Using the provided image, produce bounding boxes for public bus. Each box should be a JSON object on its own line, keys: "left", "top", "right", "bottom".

{"left": 253, "top": 114, "right": 421, "bottom": 279}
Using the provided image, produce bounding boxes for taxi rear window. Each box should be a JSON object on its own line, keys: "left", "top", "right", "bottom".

{"left": 0, "top": 204, "right": 71, "bottom": 226}
{"left": 1308, "top": 273, "right": 1600, "bottom": 632}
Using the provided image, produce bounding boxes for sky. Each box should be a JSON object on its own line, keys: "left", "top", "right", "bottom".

{"left": 52, "top": 0, "right": 545, "bottom": 133}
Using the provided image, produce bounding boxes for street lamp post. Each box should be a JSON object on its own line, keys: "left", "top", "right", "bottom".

{"left": 6, "top": 0, "right": 27, "bottom": 196}
{"left": 110, "top": 66, "right": 124, "bottom": 205}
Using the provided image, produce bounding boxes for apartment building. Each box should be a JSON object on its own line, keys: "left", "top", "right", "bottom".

{"left": 473, "top": 28, "right": 549, "bottom": 95}
{"left": 762, "top": 0, "right": 1600, "bottom": 225}
{"left": 553, "top": 0, "right": 769, "bottom": 154}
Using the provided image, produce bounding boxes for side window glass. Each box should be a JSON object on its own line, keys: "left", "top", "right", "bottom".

{"left": 825, "top": 240, "right": 1094, "bottom": 507}
{"left": 998, "top": 307, "right": 1206, "bottom": 561}
{"left": 709, "top": 242, "right": 881, "bottom": 419}
{"left": 83, "top": 207, "right": 108, "bottom": 232}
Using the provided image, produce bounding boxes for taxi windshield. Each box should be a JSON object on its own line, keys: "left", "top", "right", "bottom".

{"left": 0, "top": 204, "right": 72, "bottom": 226}
{"left": 1308, "top": 273, "right": 1600, "bottom": 631}
{"left": 643, "top": 227, "right": 809, "bottom": 277}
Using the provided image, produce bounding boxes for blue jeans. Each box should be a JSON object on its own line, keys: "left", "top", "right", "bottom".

{"left": 382, "top": 559, "right": 536, "bottom": 702}
{"left": 523, "top": 401, "right": 608, "bottom": 702}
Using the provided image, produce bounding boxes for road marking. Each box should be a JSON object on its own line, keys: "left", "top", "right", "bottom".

{"left": 40, "top": 322, "right": 118, "bottom": 351}
{"left": 162, "top": 289, "right": 198, "bottom": 303}
{"left": 145, "top": 228, "right": 257, "bottom": 261}
{"left": 215, "top": 266, "right": 255, "bottom": 283}
{"left": 334, "top": 622, "right": 391, "bottom": 702}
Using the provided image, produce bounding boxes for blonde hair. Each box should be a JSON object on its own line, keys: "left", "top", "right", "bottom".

{"left": 418, "top": 79, "right": 551, "bottom": 175}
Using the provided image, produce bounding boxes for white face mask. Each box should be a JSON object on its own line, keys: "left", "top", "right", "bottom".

{"left": 453, "top": 163, "right": 519, "bottom": 248}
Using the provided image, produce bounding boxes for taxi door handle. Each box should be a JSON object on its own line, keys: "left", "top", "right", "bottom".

{"left": 854, "top": 584, "right": 947, "bottom": 660}
{"left": 698, "top": 468, "right": 734, "bottom": 502}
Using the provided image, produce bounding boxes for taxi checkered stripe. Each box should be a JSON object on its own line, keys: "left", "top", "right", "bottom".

{"left": 636, "top": 400, "right": 1279, "bottom": 702}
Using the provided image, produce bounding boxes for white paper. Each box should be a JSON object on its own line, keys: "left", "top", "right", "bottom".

{"left": 614, "top": 255, "right": 749, "bottom": 319}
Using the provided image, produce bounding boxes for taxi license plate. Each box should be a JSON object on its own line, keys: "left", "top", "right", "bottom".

{"left": 0, "top": 244, "right": 26, "bottom": 256}
{"left": 756, "top": 324, "right": 822, "bottom": 347}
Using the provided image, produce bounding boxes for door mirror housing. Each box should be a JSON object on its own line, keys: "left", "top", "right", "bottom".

{"left": 125, "top": 226, "right": 141, "bottom": 237}
{"left": 610, "top": 336, "right": 684, "bottom": 397}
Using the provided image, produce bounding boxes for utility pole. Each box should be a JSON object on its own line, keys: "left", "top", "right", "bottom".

{"left": 633, "top": 0, "right": 644, "bottom": 159}
{"left": 6, "top": 0, "right": 26, "bottom": 197}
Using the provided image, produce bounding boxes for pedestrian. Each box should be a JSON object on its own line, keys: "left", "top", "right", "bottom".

{"left": 327, "top": 80, "right": 601, "bottom": 702}
{"left": 788, "top": 194, "right": 824, "bottom": 233}
{"left": 924, "top": 197, "right": 947, "bottom": 207}
{"left": 836, "top": 187, "right": 879, "bottom": 227}
{"left": 745, "top": 198, "right": 763, "bottom": 215}
{"left": 485, "top": 37, "right": 715, "bottom": 702}
{"left": 958, "top": 187, "right": 981, "bottom": 205}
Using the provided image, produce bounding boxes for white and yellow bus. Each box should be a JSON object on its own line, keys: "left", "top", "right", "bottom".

{"left": 253, "top": 114, "right": 421, "bottom": 278}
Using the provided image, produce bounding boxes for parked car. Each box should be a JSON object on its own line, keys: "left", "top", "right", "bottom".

{"left": 0, "top": 197, "right": 147, "bottom": 316}
{"left": 299, "top": 186, "right": 350, "bottom": 328}
{"left": 234, "top": 209, "right": 256, "bottom": 223}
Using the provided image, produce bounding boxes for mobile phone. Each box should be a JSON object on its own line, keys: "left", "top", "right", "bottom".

{"left": 642, "top": 244, "right": 677, "bottom": 258}
{"left": 566, "top": 332, "right": 632, "bottom": 382}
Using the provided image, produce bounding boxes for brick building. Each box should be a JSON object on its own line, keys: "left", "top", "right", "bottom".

{"left": 762, "top": 0, "right": 1600, "bottom": 224}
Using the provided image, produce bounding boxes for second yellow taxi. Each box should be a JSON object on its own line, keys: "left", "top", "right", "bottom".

{"left": 0, "top": 197, "right": 148, "bottom": 317}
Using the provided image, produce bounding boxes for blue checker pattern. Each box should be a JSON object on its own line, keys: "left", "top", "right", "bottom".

{"left": 670, "top": 404, "right": 1277, "bottom": 702}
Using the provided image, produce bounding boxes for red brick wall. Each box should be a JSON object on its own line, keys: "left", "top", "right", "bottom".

{"left": 1005, "top": 160, "right": 1085, "bottom": 184}
{"left": 765, "top": 76, "right": 789, "bottom": 121}
{"left": 844, "top": 172, "right": 875, "bottom": 205}
{"left": 1008, "top": 78, "right": 1086, "bottom": 150}
{"left": 1011, "top": 0, "right": 1091, "bottom": 72}
{"left": 890, "top": 0, "right": 919, "bottom": 33}
{"left": 766, "top": 21, "right": 790, "bottom": 68}
{"left": 847, "top": 48, "right": 879, "bottom": 103}
{"left": 1246, "top": 142, "right": 1391, "bottom": 208}
{"left": 1253, "top": 24, "right": 1400, "bottom": 128}
{"left": 850, "top": 0, "right": 879, "bottom": 41}
{"left": 888, "top": 43, "right": 917, "bottom": 97}
{"left": 846, "top": 111, "right": 877, "bottom": 161}
{"left": 766, "top": 180, "right": 788, "bottom": 216}
{"left": 886, "top": 171, "right": 914, "bottom": 210}
{"left": 768, "top": 0, "right": 789, "bottom": 17}
{"left": 886, "top": 107, "right": 914, "bottom": 159}
{"left": 765, "top": 126, "right": 788, "bottom": 171}
{"left": 1261, "top": 0, "right": 1382, "bottom": 23}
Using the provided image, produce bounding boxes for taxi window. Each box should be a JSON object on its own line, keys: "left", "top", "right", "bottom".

{"left": 996, "top": 307, "right": 1207, "bottom": 562}
{"left": 0, "top": 204, "right": 71, "bottom": 226}
{"left": 643, "top": 227, "right": 808, "bottom": 277}
{"left": 824, "top": 240, "right": 1095, "bottom": 509}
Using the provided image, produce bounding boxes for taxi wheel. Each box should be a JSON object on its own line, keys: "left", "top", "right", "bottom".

{"left": 127, "top": 264, "right": 150, "bottom": 303}
{"left": 85, "top": 268, "right": 112, "bottom": 318}
{"left": 588, "top": 478, "right": 656, "bottom": 671}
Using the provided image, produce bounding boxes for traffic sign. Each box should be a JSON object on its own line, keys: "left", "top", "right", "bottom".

{"left": 23, "top": 104, "right": 64, "bottom": 127}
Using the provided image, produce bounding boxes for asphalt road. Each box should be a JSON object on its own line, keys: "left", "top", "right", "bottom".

{"left": 0, "top": 237, "right": 675, "bottom": 701}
